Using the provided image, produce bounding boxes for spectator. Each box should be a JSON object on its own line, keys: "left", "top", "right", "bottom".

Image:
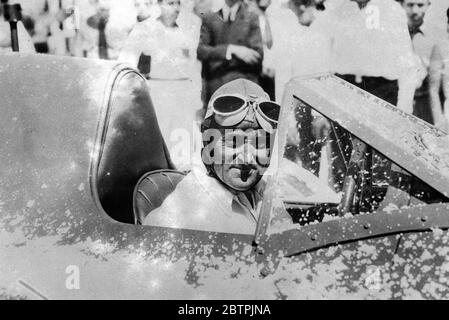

{"left": 289, "top": 0, "right": 319, "bottom": 26}
{"left": 310, "top": 0, "right": 419, "bottom": 193}
{"left": 280, "top": 0, "right": 331, "bottom": 177}
{"left": 132, "top": 0, "right": 160, "bottom": 75}
{"left": 119, "top": 0, "right": 202, "bottom": 170}
{"left": 86, "top": 0, "right": 111, "bottom": 59}
{"left": 274, "top": 0, "right": 329, "bottom": 102}
{"left": 197, "top": 0, "right": 264, "bottom": 104}
{"left": 265, "top": 0, "right": 298, "bottom": 102}
{"left": 429, "top": 7, "right": 449, "bottom": 131}
{"left": 29, "top": 1, "right": 52, "bottom": 53}
{"left": 177, "top": 0, "right": 204, "bottom": 118}
{"left": 290, "top": 1, "right": 330, "bottom": 76}
{"left": 30, "top": 1, "right": 58, "bottom": 54}
{"left": 45, "top": 0, "right": 77, "bottom": 56}
{"left": 248, "top": 0, "right": 275, "bottom": 100}
{"left": 135, "top": 0, "right": 160, "bottom": 22}
{"left": 83, "top": 0, "right": 134, "bottom": 60}
{"left": 399, "top": 0, "right": 439, "bottom": 125}
{"left": 312, "top": 0, "right": 418, "bottom": 110}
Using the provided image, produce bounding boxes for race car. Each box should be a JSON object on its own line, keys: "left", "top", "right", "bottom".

{"left": 0, "top": 53, "right": 448, "bottom": 300}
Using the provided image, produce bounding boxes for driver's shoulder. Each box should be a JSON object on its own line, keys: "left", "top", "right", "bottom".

{"left": 142, "top": 169, "right": 216, "bottom": 226}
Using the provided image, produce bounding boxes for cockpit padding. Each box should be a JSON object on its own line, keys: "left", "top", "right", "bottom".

{"left": 133, "top": 170, "right": 187, "bottom": 225}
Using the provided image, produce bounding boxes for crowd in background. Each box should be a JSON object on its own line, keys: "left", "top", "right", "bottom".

{"left": 1, "top": 0, "right": 449, "bottom": 170}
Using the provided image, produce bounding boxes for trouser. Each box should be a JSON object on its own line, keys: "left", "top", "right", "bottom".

{"left": 259, "top": 74, "right": 275, "bottom": 101}
{"left": 413, "top": 94, "right": 433, "bottom": 124}
{"left": 336, "top": 74, "right": 398, "bottom": 105}
{"left": 412, "top": 77, "right": 434, "bottom": 124}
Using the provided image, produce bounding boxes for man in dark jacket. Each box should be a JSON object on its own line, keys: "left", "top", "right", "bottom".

{"left": 197, "top": 0, "right": 264, "bottom": 103}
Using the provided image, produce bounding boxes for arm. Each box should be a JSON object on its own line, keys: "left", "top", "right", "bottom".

{"left": 392, "top": 4, "right": 420, "bottom": 113}
{"left": 428, "top": 44, "right": 448, "bottom": 131}
{"left": 222, "top": 12, "right": 263, "bottom": 68}
{"left": 246, "top": 12, "right": 263, "bottom": 62}
{"left": 397, "top": 71, "right": 418, "bottom": 114}
{"left": 396, "top": 53, "right": 420, "bottom": 114}
{"left": 197, "top": 13, "right": 261, "bottom": 66}
{"left": 263, "top": 16, "right": 273, "bottom": 50}
{"left": 196, "top": 17, "right": 228, "bottom": 62}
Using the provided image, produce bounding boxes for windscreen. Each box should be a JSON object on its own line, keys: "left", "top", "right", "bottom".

{"left": 261, "top": 76, "right": 449, "bottom": 236}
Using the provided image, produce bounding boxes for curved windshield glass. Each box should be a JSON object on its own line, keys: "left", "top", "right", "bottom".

{"left": 260, "top": 75, "right": 449, "bottom": 237}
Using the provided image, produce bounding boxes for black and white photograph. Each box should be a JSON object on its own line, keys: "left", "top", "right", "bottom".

{"left": 0, "top": 0, "right": 449, "bottom": 302}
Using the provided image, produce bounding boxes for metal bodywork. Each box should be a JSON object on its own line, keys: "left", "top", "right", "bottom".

{"left": 0, "top": 55, "right": 448, "bottom": 300}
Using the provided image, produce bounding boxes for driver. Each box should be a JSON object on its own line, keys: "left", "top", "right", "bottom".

{"left": 143, "top": 79, "right": 280, "bottom": 234}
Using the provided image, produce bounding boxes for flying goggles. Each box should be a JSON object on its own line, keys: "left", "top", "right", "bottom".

{"left": 205, "top": 94, "right": 281, "bottom": 134}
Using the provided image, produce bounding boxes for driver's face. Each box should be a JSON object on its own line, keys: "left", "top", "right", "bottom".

{"left": 212, "top": 129, "right": 272, "bottom": 191}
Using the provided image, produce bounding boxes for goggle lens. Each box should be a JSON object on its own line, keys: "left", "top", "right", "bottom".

{"left": 258, "top": 101, "right": 280, "bottom": 123}
{"left": 212, "top": 96, "right": 246, "bottom": 114}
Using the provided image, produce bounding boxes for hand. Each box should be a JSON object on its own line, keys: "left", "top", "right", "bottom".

{"left": 228, "top": 45, "right": 261, "bottom": 65}
{"left": 262, "top": 66, "right": 275, "bottom": 78}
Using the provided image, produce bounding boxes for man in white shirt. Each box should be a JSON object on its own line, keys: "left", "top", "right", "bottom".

{"left": 429, "top": 8, "right": 449, "bottom": 132}
{"left": 273, "top": 0, "right": 330, "bottom": 175}
{"left": 309, "top": 0, "right": 420, "bottom": 195}
{"left": 119, "top": 0, "right": 202, "bottom": 170}
{"left": 312, "top": 0, "right": 418, "bottom": 111}
{"left": 248, "top": 0, "right": 275, "bottom": 100}
{"left": 399, "top": 0, "right": 439, "bottom": 125}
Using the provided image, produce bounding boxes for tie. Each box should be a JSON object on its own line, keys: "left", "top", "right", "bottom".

{"left": 98, "top": 16, "right": 109, "bottom": 60}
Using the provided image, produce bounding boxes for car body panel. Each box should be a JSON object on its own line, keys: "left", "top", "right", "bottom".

{"left": 0, "top": 55, "right": 448, "bottom": 299}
